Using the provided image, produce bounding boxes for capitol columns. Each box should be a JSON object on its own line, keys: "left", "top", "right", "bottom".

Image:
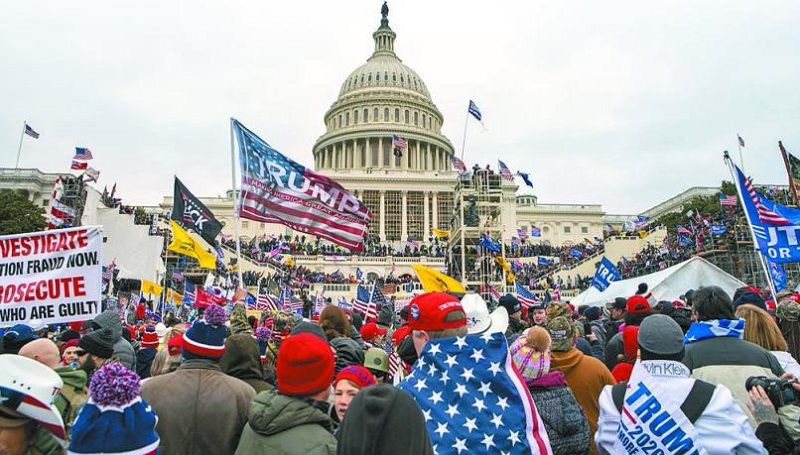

{"left": 379, "top": 190, "right": 386, "bottom": 241}
{"left": 364, "top": 137, "right": 370, "bottom": 169}
{"left": 401, "top": 190, "right": 408, "bottom": 239}
{"left": 423, "top": 191, "right": 430, "bottom": 239}
{"left": 432, "top": 191, "right": 438, "bottom": 229}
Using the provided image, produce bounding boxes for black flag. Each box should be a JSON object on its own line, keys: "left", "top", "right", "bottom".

{"left": 172, "top": 177, "right": 222, "bottom": 245}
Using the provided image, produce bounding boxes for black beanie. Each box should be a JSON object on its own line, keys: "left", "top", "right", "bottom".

{"left": 336, "top": 384, "right": 434, "bottom": 455}
{"left": 78, "top": 328, "right": 116, "bottom": 358}
{"left": 59, "top": 329, "right": 81, "bottom": 344}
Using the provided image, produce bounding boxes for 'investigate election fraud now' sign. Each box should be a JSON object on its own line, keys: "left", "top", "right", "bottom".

{"left": 0, "top": 226, "right": 103, "bottom": 326}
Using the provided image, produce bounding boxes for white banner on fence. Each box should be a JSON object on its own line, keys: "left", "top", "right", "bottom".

{"left": 0, "top": 226, "right": 103, "bottom": 327}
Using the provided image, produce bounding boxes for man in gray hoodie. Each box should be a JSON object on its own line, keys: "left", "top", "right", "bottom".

{"left": 91, "top": 309, "right": 136, "bottom": 370}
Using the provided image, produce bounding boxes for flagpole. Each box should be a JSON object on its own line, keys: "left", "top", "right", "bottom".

{"left": 736, "top": 134, "right": 744, "bottom": 171}
{"left": 229, "top": 118, "right": 245, "bottom": 290}
{"left": 723, "top": 151, "right": 777, "bottom": 298}
{"left": 778, "top": 141, "right": 799, "bottom": 205}
{"left": 15, "top": 121, "right": 26, "bottom": 169}
{"left": 459, "top": 109, "right": 469, "bottom": 161}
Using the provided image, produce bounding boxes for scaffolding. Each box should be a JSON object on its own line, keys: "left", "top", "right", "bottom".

{"left": 59, "top": 175, "right": 87, "bottom": 227}
{"left": 447, "top": 171, "right": 508, "bottom": 304}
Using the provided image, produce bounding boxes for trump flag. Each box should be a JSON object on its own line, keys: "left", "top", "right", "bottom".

{"left": 233, "top": 119, "right": 372, "bottom": 252}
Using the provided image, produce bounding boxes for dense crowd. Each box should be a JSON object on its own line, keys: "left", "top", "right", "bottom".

{"left": 4, "top": 278, "right": 800, "bottom": 454}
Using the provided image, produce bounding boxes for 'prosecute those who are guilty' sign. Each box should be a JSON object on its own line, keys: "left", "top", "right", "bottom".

{"left": 0, "top": 226, "right": 103, "bottom": 326}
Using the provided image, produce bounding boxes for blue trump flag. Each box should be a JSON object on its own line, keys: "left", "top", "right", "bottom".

{"left": 768, "top": 260, "right": 788, "bottom": 292}
{"left": 569, "top": 248, "right": 583, "bottom": 258}
{"left": 732, "top": 163, "right": 800, "bottom": 263}
{"left": 479, "top": 233, "right": 501, "bottom": 253}
{"left": 591, "top": 257, "right": 621, "bottom": 291}
{"left": 398, "top": 332, "right": 552, "bottom": 454}
{"left": 537, "top": 257, "right": 553, "bottom": 266}
{"left": 710, "top": 224, "right": 727, "bottom": 236}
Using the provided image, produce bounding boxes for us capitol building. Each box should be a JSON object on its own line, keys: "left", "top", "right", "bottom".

{"left": 238, "top": 3, "right": 605, "bottom": 248}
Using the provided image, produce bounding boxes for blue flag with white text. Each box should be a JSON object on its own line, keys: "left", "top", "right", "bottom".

{"left": 768, "top": 260, "right": 788, "bottom": 293}
{"left": 591, "top": 257, "right": 621, "bottom": 291}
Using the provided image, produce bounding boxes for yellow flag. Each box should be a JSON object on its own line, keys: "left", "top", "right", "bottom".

{"left": 432, "top": 228, "right": 450, "bottom": 238}
{"left": 506, "top": 272, "right": 516, "bottom": 284}
{"left": 141, "top": 279, "right": 163, "bottom": 296}
{"left": 411, "top": 264, "right": 465, "bottom": 294}
{"left": 638, "top": 230, "right": 649, "bottom": 239}
{"left": 168, "top": 221, "right": 217, "bottom": 269}
{"left": 166, "top": 288, "right": 183, "bottom": 305}
{"left": 494, "top": 256, "right": 511, "bottom": 272}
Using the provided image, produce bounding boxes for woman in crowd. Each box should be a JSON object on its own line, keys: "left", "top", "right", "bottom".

{"left": 736, "top": 303, "right": 800, "bottom": 376}
{"left": 332, "top": 365, "right": 377, "bottom": 430}
{"left": 510, "top": 326, "right": 590, "bottom": 454}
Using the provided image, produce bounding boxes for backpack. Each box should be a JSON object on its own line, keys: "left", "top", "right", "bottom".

{"left": 611, "top": 379, "right": 715, "bottom": 424}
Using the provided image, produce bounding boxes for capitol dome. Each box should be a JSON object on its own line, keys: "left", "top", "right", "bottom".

{"left": 313, "top": 2, "right": 455, "bottom": 175}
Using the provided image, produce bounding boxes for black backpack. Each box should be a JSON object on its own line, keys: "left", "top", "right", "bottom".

{"left": 611, "top": 379, "right": 716, "bottom": 424}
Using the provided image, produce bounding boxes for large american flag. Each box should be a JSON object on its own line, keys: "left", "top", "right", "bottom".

{"left": 233, "top": 119, "right": 371, "bottom": 252}
{"left": 398, "top": 332, "right": 552, "bottom": 454}
{"left": 743, "top": 175, "right": 790, "bottom": 225}
{"left": 515, "top": 282, "right": 539, "bottom": 309}
{"left": 452, "top": 156, "right": 467, "bottom": 174}
{"left": 24, "top": 123, "right": 39, "bottom": 139}
{"left": 498, "top": 160, "right": 514, "bottom": 181}
{"left": 354, "top": 284, "right": 378, "bottom": 320}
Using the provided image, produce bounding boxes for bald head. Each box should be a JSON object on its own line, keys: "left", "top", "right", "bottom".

{"left": 18, "top": 338, "right": 61, "bottom": 369}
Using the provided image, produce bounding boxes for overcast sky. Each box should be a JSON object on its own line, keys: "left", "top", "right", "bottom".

{"left": 2, "top": 0, "right": 799, "bottom": 214}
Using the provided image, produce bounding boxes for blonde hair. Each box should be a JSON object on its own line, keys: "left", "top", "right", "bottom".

{"left": 735, "top": 304, "right": 788, "bottom": 352}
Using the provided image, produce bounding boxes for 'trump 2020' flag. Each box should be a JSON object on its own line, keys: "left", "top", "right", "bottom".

{"left": 591, "top": 256, "right": 621, "bottom": 291}
{"left": 233, "top": 119, "right": 371, "bottom": 252}
{"left": 398, "top": 332, "right": 552, "bottom": 454}
{"left": 172, "top": 177, "right": 222, "bottom": 245}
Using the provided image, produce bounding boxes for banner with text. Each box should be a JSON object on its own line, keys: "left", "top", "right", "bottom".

{"left": 0, "top": 226, "right": 103, "bottom": 327}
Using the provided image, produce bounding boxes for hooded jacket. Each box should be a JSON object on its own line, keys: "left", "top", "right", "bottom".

{"left": 336, "top": 384, "right": 433, "bottom": 455}
{"left": 528, "top": 371, "right": 591, "bottom": 455}
{"left": 136, "top": 347, "right": 157, "bottom": 380}
{"left": 330, "top": 336, "right": 365, "bottom": 373}
{"left": 550, "top": 347, "right": 615, "bottom": 454}
{"left": 92, "top": 309, "right": 136, "bottom": 370}
{"left": 220, "top": 333, "right": 270, "bottom": 393}
{"left": 235, "top": 389, "right": 337, "bottom": 455}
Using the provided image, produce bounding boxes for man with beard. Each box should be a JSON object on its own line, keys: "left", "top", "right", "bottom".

{"left": 76, "top": 327, "right": 116, "bottom": 380}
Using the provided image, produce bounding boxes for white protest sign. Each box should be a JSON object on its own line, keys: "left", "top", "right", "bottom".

{"left": 0, "top": 226, "right": 103, "bottom": 327}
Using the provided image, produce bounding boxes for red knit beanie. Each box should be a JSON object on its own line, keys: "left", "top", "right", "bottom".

{"left": 167, "top": 333, "right": 183, "bottom": 356}
{"left": 334, "top": 365, "right": 377, "bottom": 390}
{"left": 277, "top": 333, "right": 335, "bottom": 397}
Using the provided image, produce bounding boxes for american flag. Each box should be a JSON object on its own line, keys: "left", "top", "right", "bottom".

{"left": 354, "top": 284, "right": 378, "bottom": 320}
{"left": 233, "top": 119, "right": 371, "bottom": 252}
{"left": 398, "top": 332, "right": 552, "bottom": 454}
{"left": 84, "top": 167, "right": 100, "bottom": 183}
{"left": 73, "top": 147, "right": 94, "bottom": 160}
{"left": 337, "top": 296, "right": 352, "bottom": 311}
{"left": 257, "top": 286, "right": 279, "bottom": 312}
{"left": 452, "top": 156, "right": 467, "bottom": 174}
{"left": 391, "top": 133, "right": 408, "bottom": 150}
{"left": 24, "top": 123, "right": 39, "bottom": 139}
{"left": 743, "top": 174, "right": 790, "bottom": 225}
{"left": 498, "top": 160, "right": 514, "bottom": 181}
{"left": 515, "top": 282, "right": 539, "bottom": 309}
{"left": 719, "top": 193, "right": 738, "bottom": 207}
{"left": 383, "top": 338, "right": 401, "bottom": 379}
{"left": 676, "top": 226, "right": 693, "bottom": 236}
{"left": 70, "top": 160, "right": 87, "bottom": 170}
{"left": 486, "top": 284, "right": 501, "bottom": 303}
{"left": 551, "top": 285, "right": 561, "bottom": 302}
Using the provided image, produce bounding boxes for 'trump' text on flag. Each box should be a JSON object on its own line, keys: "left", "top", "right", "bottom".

{"left": 233, "top": 119, "right": 372, "bottom": 252}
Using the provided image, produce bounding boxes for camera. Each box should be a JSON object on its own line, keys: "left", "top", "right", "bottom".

{"left": 745, "top": 376, "right": 800, "bottom": 408}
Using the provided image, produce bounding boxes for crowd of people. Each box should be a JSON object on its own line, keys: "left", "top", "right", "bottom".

{"left": 4, "top": 277, "right": 800, "bottom": 454}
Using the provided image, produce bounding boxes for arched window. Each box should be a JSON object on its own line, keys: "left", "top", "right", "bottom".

{"left": 384, "top": 108, "right": 389, "bottom": 121}
{"left": 345, "top": 112, "right": 350, "bottom": 126}
{"left": 404, "top": 110, "right": 409, "bottom": 124}
{"left": 368, "top": 74, "right": 372, "bottom": 82}
{"left": 384, "top": 72, "right": 388, "bottom": 81}
{"left": 373, "top": 108, "right": 379, "bottom": 121}
{"left": 392, "top": 73, "right": 397, "bottom": 82}
{"left": 354, "top": 110, "right": 359, "bottom": 124}
{"left": 400, "top": 74, "right": 404, "bottom": 83}
{"left": 360, "top": 74, "right": 364, "bottom": 83}
{"left": 394, "top": 109, "right": 400, "bottom": 122}
{"left": 422, "top": 114, "right": 427, "bottom": 129}
{"left": 414, "top": 112, "right": 418, "bottom": 126}
{"left": 338, "top": 114, "right": 342, "bottom": 128}
{"left": 363, "top": 108, "right": 368, "bottom": 122}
